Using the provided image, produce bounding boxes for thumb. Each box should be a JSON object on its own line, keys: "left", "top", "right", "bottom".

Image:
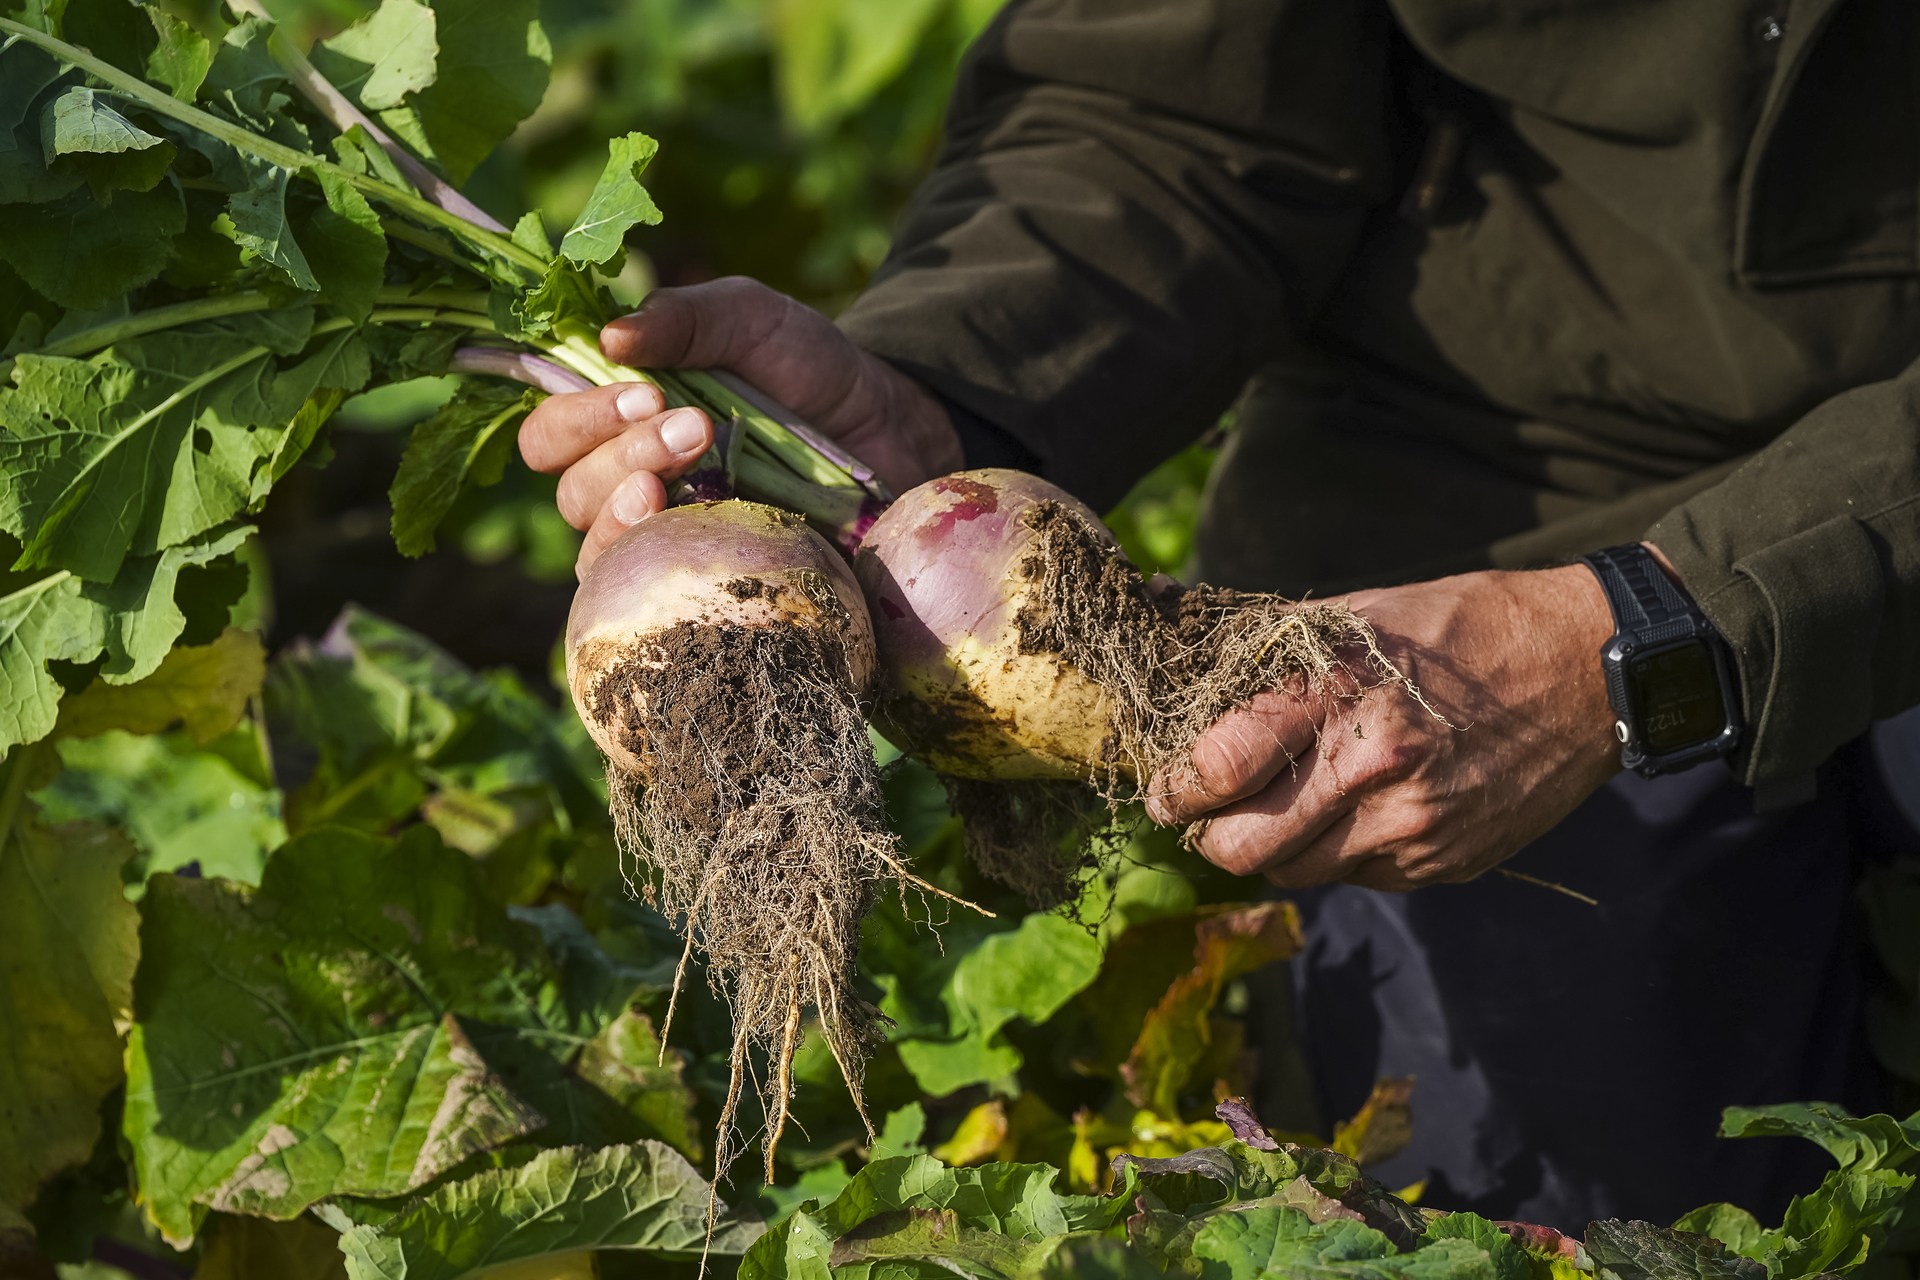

{"left": 600, "top": 276, "right": 793, "bottom": 372}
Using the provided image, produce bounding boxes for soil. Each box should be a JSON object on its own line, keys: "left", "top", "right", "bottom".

{"left": 587, "top": 574, "right": 895, "bottom": 1181}
{"left": 1009, "top": 499, "right": 1393, "bottom": 825}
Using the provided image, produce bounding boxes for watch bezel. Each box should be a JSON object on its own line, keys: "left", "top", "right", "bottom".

{"left": 1601, "top": 629, "right": 1742, "bottom": 776}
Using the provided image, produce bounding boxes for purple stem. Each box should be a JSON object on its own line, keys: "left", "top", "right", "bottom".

{"left": 265, "top": 26, "right": 510, "bottom": 234}
{"left": 707, "top": 368, "right": 892, "bottom": 501}
{"left": 449, "top": 347, "right": 593, "bottom": 394}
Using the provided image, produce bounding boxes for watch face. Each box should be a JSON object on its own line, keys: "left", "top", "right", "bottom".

{"left": 1628, "top": 642, "right": 1728, "bottom": 754}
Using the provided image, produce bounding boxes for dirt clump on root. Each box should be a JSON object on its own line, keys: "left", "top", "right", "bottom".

{"left": 1013, "top": 500, "right": 1404, "bottom": 821}
{"left": 940, "top": 776, "right": 1118, "bottom": 912}
{"left": 593, "top": 575, "right": 897, "bottom": 1184}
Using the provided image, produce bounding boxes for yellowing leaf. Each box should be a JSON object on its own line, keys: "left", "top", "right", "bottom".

{"left": 0, "top": 800, "right": 140, "bottom": 1220}
{"left": 57, "top": 628, "right": 265, "bottom": 744}
{"left": 1120, "top": 903, "right": 1302, "bottom": 1118}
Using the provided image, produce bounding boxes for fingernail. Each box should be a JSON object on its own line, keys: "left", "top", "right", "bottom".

{"left": 659, "top": 408, "right": 706, "bottom": 455}
{"left": 615, "top": 385, "right": 661, "bottom": 421}
{"left": 610, "top": 478, "right": 652, "bottom": 524}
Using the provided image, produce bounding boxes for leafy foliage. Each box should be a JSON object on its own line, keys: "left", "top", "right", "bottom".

{"left": 3, "top": 0, "right": 1917, "bottom": 1276}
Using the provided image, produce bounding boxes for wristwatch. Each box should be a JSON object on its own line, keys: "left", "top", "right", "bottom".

{"left": 1579, "top": 543, "right": 1742, "bottom": 777}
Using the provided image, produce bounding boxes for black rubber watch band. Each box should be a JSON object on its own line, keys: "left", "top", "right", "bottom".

{"left": 1581, "top": 544, "right": 1700, "bottom": 645}
{"left": 1579, "top": 543, "right": 1741, "bottom": 777}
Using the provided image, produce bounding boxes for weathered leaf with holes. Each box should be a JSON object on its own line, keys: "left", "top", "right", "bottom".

{"left": 121, "top": 825, "right": 636, "bottom": 1245}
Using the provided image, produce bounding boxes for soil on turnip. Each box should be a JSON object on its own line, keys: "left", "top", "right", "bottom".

{"left": 588, "top": 571, "right": 894, "bottom": 1183}
{"left": 993, "top": 500, "right": 1403, "bottom": 883}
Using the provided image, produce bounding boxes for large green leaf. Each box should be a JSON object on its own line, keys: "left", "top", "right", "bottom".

{"left": 1191, "top": 1206, "right": 1496, "bottom": 1280}
{"left": 337, "top": 1142, "right": 760, "bottom": 1279}
{"left": 0, "top": 318, "right": 358, "bottom": 582}
{"left": 0, "top": 795, "right": 140, "bottom": 1225}
{"left": 1678, "top": 1105, "right": 1920, "bottom": 1278}
{"left": 0, "top": 182, "right": 185, "bottom": 311}
{"left": 121, "top": 825, "right": 630, "bottom": 1245}
{"left": 557, "top": 132, "right": 662, "bottom": 268}
{"left": 37, "top": 725, "right": 284, "bottom": 887}
{"left": 886, "top": 911, "right": 1103, "bottom": 1097}
{"left": 389, "top": 381, "right": 536, "bottom": 557}
{"left": 310, "top": 0, "right": 440, "bottom": 112}
{"left": 1583, "top": 1222, "right": 1765, "bottom": 1280}
{"left": 362, "top": 0, "right": 550, "bottom": 185}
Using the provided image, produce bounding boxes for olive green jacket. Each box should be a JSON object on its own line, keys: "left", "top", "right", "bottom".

{"left": 839, "top": 0, "right": 1920, "bottom": 793}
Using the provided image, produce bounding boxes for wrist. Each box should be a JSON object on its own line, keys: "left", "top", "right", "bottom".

{"left": 1529, "top": 563, "right": 1625, "bottom": 776}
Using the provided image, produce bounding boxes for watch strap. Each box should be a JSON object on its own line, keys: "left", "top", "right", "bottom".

{"left": 1579, "top": 543, "right": 1706, "bottom": 646}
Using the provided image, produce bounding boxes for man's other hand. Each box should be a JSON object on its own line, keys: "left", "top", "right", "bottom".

{"left": 517, "top": 277, "right": 965, "bottom": 577}
{"left": 1146, "top": 564, "right": 1624, "bottom": 891}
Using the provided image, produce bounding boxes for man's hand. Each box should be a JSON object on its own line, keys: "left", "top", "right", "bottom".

{"left": 1146, "top": 563, "right": 1623, "bottom": 891}
{"left": 516, "top": 276, "right": 965, "bottom": 577}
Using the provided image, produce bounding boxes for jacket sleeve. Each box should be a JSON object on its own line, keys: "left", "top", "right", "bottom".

{"left": 1646, "top": 364, "right": 1920, "bottom": 789}
{"left": 836, "top": 0, "right": 1397, "bottom": 510}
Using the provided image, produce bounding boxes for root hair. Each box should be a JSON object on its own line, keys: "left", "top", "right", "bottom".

{"left": 596, "top": 573, "right": 893, "bottom": 1185}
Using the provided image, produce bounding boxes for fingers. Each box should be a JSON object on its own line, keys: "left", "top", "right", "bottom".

{"left": 576, "top": 470, "right": 668, "bottom": 580}
{"left": 600, "top": 277, "right": 794, "bottom": 372}
{"left": 1185, "top": 742, "right": 1353, "bottom": 876}
{"left": 520, "top": 382, "right": 674, "bottom": 473}
{"left": 551, "top": 404, "right": 712, "bottom": 530}
{"left": 1146, "top": 690, "right": 1319, "bottom": 825}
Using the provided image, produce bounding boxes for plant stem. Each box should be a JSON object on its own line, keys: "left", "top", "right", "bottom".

{"left": 0, "top": 17, "right": 547, "bottom": 278}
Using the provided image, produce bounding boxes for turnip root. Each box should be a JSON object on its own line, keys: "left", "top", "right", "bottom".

{"left": 566, "top": 499, "right": 897, "bottom": 1180}
{"left": 856, "top": 469, "right": 1399, "bottom": 904}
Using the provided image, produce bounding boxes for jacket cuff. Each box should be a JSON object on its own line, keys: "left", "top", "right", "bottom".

{"left": 1649, "top": 510, "right": 1886, "bottom": 790}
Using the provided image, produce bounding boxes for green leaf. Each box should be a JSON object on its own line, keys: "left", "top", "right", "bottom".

{"left": 337, "top": 1142, "right": 761, "bottom": 1279}
{"left": 1041, "top": 1236, "right": 1170, "bottom": 1280}
{"left": 122, "top": 825, "right": 601, "bottom": 1245}
{"left": 305, "top": 170, "right": 387, "bottom": 322}
{"left": 92, "top": 524, "right": 255, "bottom": 682}
{"left": 142, "top": 6, "right": 217, "bottom": 101}
{"left": 558, "top": 132, "right": 662, "bottom": 268}
{"left": 367, "top": 0, "right": 550, "bottom": 185}
{"left": 54, "top": 626, "right": 263, "bottom": 742}
{"left": 0, "top": 568, "right": 103, "bottom": 754}
{"left": 1716, "top": 1105, "right": 1920, "bottom": 1171}
{"left": 223, "top": 162, "right": 319, "bottom": 290}
{"left": 1583, "top": 1222, "right": 1766, "bottom": 1280}
{"left": 570, "top": 1006, "right": 704, "bottom": 1161}
{"left": 870, "top": 1102, "right": 928, "bottom": 1161}
{"left": 0, "top": 799, "right": 140, "bottom": 1224}
{"left": 768, "top": 0, "right": 945, "bottom": 133}
{"left": 0, "top": 182, "right": 185, "bottom": 310}
{"left": 311, "top": 0, "right": 440, "bottom": 111}
{"left": 37, "top": 725, "right": 285, "bottom": 887}
{"left": 891, "top": 911, "right": 1103, "bottom": 1096}
{"left": 1422, "top": 1216, "right": 1529, "bottom": 1280}
{"left": 1689, "top": 1104, "right": 1920, "bottom": 1277}
{"left": 0, "top": 324, "right": 324, "bottom": 582}
{"left": 38, "top": 86, "right": 175, "bottom": 199}
{"left": 740, "top": 1154, "right": 1125, "bottom": 1280}
{"left": 389, "top": 381, "right": 537, "bottom": 556}
{"left": 1192, "top": 1206, "right": 1496, "bottom": 1280}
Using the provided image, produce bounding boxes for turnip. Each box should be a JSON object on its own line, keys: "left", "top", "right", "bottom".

{"left": 566, "top": 499, "right": 907, "bottom": 1181}
{"left": 856, "top": 469, "right": 1401, "bottom": 903}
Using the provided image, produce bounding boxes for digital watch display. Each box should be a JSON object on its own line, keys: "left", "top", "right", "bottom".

{"left": 1581, "top": 544, "right": 1742, "bottom": 777}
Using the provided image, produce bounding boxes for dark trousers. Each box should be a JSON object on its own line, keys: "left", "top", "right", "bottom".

{"left": 1257, "top": 721, "right": 1920, "bottom": 1231}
